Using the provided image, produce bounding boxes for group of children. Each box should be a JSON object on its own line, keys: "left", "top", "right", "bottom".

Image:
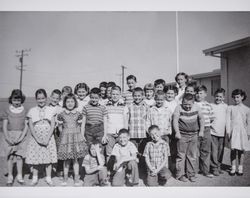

{"left": 2, "top": 72, "right": 250, "bottom": 186}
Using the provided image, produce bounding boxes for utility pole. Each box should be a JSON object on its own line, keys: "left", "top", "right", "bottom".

{"left": 15, "top": 49, "right": 31, "bottom": 91}
{"left": 121, "top": 65, "right": 127, "bottom": 92}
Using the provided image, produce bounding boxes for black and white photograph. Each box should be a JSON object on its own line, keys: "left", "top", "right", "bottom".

{"left": 0, "top": 0, "right": 250, "bottom": 197}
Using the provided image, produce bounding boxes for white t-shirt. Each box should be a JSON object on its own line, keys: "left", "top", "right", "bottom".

{"left": 111, "top": 141, "right": 138, "bottom": 160}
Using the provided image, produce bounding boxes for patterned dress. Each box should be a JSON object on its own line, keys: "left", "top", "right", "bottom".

{"left": 2, "top": 106, "right": 27, "bottom": 158}
{"left": 57, "top": 110, "right": 87, "bottom": 160}
{"left": 226, "top": 104, "right": 250, "bottom": 151}
{"left": 26, "top": 106, "right": 57, "bottom": 165}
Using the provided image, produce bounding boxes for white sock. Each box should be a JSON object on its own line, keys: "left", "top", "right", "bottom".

{"left": 231, "top": 165, "right": 236, "bottom": 171}
{"left": 238, "top": 165, "right": 243, "bottom": 172}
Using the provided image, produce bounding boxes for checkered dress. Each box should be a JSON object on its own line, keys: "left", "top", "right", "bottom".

{"left": 147, "top": 106, "right": 172, "bottom": 136}
{"left": 128, "top": 101, "right": 149, "bottom": 139}
{"left": 143, "top": 140, "right": 170, "bottom": 169}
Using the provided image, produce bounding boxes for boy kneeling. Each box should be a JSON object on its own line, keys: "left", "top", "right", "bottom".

{"left": 110, "top": 129, "right": 139, "bottom": 186}
{"left": 143, "top": 125, "right": 172, "bottom": 186}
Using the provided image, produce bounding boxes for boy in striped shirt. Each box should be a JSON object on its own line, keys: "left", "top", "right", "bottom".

{"left": 173, "top": 93, "right": 204, "bottom": 182}
{"left": 195, "top": 85, "right": 215, "bottom": 178}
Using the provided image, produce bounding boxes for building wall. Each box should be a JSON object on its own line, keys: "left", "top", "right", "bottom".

{"left": 221, "top": 46, "right": 250, "bottom": 106}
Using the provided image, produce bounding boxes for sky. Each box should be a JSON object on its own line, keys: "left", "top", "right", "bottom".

{"left": 0, "top": 11, "right": 250, "bottom": 97}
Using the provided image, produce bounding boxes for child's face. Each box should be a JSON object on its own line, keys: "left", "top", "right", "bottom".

{"left": 62, "top": 91, "right": 70, "bottom": 99}
{"left": 118, "top": 133, "right": 129, "bottom": 146}
{"left": 36, "top": 93, "right": 47, "bottom": 107}
{"left": 127, "top": 79, "right": 136, "bottom": 90}
{"left": 89, "top": 145, "right": 98, "bottom": 157}
{"left": 133, "top": 91, "right": 143, "bottom": 104}
{"left": 233, "top": 94, "right": 243, "bottom": 105}
{"left": 50, "top": 93, "right": 60, "bottom": 106}
{"left": 11, "top": 98, "right": 22, "bottom": 108}
{"left": 77, "top": 88, "right": 88, "bottom": 100}
{"left": 111, "top": 89, "right": 121, "bottom": 103}
{"left": 182, "top": 99, "right": 194, "bottom": 111}
{"left": 155, "top": 95, "right": 165, "bottom": 108}
{"left": 145, "top": 89, "right": 154, "bottom": 100}
{"left": 185, "top": 86, "right": 195, "bottom": 95}
{"left": 150, "top": 128, "right": 161, "bottom": 142}
{"left": 65, "top": 98, "right": 76, "bottom": 110}
{"left": 214, "top": 93, "right": 225, "bottom": 104}
{"left": 90, "top": 93, "right": 100, "bottom": 106}
{"left": 166, "top": 90, "right": 176, "bottom": 102}
{"left": 176, "top": 75, "right": 187, "bottom": 88}
{"left": 106, "top": 87, "right": 112, "bottom": 99}
{"left": 155, "top": 84, "right": 164, "bottom": 92}
{"left": 100, "top": 87, "right": 106, "bottom": 99}
{"left": 196, "top": 90, "right": 207, "bottom": 102}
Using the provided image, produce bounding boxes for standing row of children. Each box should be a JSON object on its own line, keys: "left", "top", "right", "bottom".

{"left": 2, "top": 72, "right": 250, "bottom": 186}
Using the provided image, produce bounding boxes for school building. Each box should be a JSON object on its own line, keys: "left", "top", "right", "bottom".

{"left": 203, "top": 37, "right": 250, "bottom": 106}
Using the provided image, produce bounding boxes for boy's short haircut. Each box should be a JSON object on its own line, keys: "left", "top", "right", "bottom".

{"left": 132, "top": 87, "right": 144, "bottom": 96}
{"left": 182, "top": 93, "right": 195, "bottom": 102}
{"left": 74, "top": 83, "right": 90, "bottom": 95}
{"left": 126, "top": 75, "right": 137, "bottom": 82}
{"left": 99, "top": 81, "right": 107, "bottom": 88}
{"left": 118, "top": 128, "right": 130, "bottom": 136}
{"left": 195, "top": 85, "right": 207, "bottom": 93}
{"left": 8, "top": 89, "right": 26, "bottom": 104}
{"left": 107, "top": 81, "right": 116, "bottom": 88}
{"left": 232, "top": 89, "right": 247, "bottom": 101}
{"left": 148, "top": 125, "right": 160, "bottom": 133}
{"left": 111, "top": 86, "right": 121, "bottom": 92}
{"left": 62, "top": 86, "right": 72, "bottom": 94}
{"left": 144, "top": 83, "right": 155, "bottom": 93}
{"left": 51, "top": 89, "right": 62, "bottom": 97}
{"left": 35, "top": 88, "right": 47, "bottom": 99}
{"left": 175, "top": 72, "right": 189, "bottom": 83}
{"left": 154, "top": 79, "right": 166, "bottom": 87}
{"left": 163, "top": 85, "right": 178, "bottom": 94}
{"left": 90, "top": 87, "right": 101, "bottom": 96}
{"left": 214, "top": 88, "right": 225, "bottom": 96}
{"left": 63, "top": 93, "right": 78, "bottom": 109}
{"left": 155, "top": 90, "right": 165, "bottom": 98}
{"left": 88, "top": 140, "right": 100, "bottom": 150}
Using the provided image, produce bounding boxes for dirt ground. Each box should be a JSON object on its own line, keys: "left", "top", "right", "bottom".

{"left": 0, "top": 132, "right": 250, "bottom": 187}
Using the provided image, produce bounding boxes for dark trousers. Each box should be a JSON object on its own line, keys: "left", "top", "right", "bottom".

{"left": 147, "top": 167, "right": 171, "bottom": 186}
{"left": 198, "top": 127, "right": 211, "bottom": 175}
{"left": 176, "top": 133, "right": 198, "bottom": 179}
{"left": 85, "top": 123, "right": 104, "bottom": 144}
{"left": 112, "top": 160, "right": 139, "bottom": 186}
{"left": 210, "top": 135, "right": 224, "bottom": 173}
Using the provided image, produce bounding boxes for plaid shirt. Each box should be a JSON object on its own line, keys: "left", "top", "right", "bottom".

{"left": 128, "top": 101, "right": 149, "bottom": 138}
{"left": 196, "top": 101, "right": 214, "bottom": 127}
{"left": 147, "top": 105, "right": 172, "bottom": 136}
{"left": 143, "top": 140, "right": 170, "bottom": 169}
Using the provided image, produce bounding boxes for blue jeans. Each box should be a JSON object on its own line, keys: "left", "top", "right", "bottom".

{"left": 176, "top": 133, "right": 198, "bottom": 179}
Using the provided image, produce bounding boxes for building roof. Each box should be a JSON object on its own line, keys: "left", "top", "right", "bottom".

{"left": 203, "top": 37, "right": 250, "bottom": 56}
{"left": 191, "top": 69, "right": 220, "bottom": 79}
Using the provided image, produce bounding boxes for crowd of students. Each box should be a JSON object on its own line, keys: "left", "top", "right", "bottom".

{"left": 2, "top": 72, "right": 250, "bottom": 186}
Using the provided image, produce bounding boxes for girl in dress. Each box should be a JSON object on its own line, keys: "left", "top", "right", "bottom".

{"left": 3, "top": 89, "right": 28, "bottom": 186}
{"left": 26, "top": 89, "right": 57, "bottom": 186}
{"left": 175, "top": 72, "right": 189, "bottom": 103}
{"left": 226, "top": 89, "right": 250, "bottom": 176}
{"left": 74, "top": 83, "right": 90, "bottom": 112}
{"left": 57, "top": 93, "right": 87, "bottom": 186}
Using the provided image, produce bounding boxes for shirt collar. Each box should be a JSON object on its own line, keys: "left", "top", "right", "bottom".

{"left": 9, "top": 105, "right": 24, "bottom": 113}
{"left": 65, "top": 109, "right": 77, "bottom": 114}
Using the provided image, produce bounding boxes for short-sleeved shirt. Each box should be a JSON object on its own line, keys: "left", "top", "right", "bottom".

{"left": 147, "top": 105, "right": 172, "bottom": 136}
{"left": 122, "top": 90, "right": 134, "bottom": 106}
{"left": 143, "top": 140, "right": 170, "bottom": 169}
{"left": 174, "top": 103, "right": 203, "bottom": 134}
{"left": 27, "top": 106, "right": 55, "bottom": 123}
{"left": 82, "top": 103, "right": 108, "bottom": 125}
{"left": 82, "top": 154, "right": 105, "bottom": 171}
{"left": 106, "top": 101, "right": 128, "bottom": 135}
{"left": 127, "top": 101, "right": 149, "bottom": 139}
{"left": 111, "top": 141, "right": 138, "bottom": 160}
{"left": 76, "top": 96, "right": 90, "bottom": 112}
{"left": 196, "top": 101, "right": 214, "bottom": 127}
{"left": 211, "top": 102, "right": 228, "bottom": 137}
{"left": 3, "top": 105, "right": 27, "bottom": 131}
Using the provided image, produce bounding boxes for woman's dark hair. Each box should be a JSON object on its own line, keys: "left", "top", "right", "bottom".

{"left": 175, "top": 72, "right": 189, "bottom": 83}
{"left": 35, "top": 89, "right": 47, "bottom": 99}
{"left": 74, "top": 83, "right": 89, "bottom": 95}
{"left": 8, "top": 89, "right": 26, "bottom": 104}
{"left": 232, "top": 89, "right": 247, "bottom": 101}
{"left": 63, "top": 93, "right": 78, "bottom": 109}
